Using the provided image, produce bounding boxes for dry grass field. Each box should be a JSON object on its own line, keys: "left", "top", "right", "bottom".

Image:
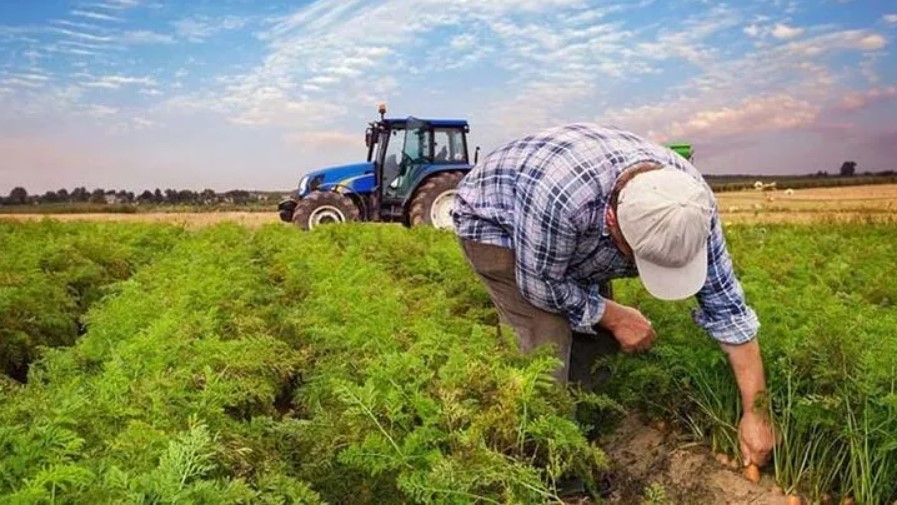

{"left": 2, "top": 183, "right": 895, "bottom": 227}
{"left": 716, "top": 183, "right": 897, "bottom": 223}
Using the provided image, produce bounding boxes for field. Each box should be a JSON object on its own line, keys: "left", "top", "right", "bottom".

{"left": 4, "top": 184, "right": 897, "bottom": 227}
{"left": 1, "top": 186, "right": 896, "bottom": 503}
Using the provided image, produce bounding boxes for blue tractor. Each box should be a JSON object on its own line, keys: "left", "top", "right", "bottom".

{"left": 278, "top": 104, "right": 476, "bottom": 230}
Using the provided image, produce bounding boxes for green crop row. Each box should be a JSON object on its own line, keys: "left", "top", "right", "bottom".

{"left": 1, "top": 220, "right": 895, "bottom": 503}
{"left": 606, "top": 222, "right": 897, "bottom": 503}
{"left": 0, "top": 220, "right": 185, "bottom": 381}
{"left": 0, "top": 223, "right": 609, "bottom": 504}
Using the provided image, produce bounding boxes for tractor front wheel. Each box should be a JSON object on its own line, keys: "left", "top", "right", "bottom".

{"left": 408, "top": 171, "right": 465, "bottom": 229}
{"left": 291, "top": 191, "right": 360, "bottom": 230}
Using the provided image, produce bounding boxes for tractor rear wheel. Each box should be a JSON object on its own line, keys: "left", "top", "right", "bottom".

{"left": 291, "top": 191, "right": 360, "bottom": 230}
{"left": 408, "top": 171, "right": 465, "bottom": 229}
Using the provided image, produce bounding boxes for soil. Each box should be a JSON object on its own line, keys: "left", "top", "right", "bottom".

{"left": 600, "top": 415, "right": 786, "bottom": 504}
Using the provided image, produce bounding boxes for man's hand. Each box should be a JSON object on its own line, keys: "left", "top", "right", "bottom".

{"left": 739, "top": 410, "right": 775, "bottom": 467}
{"left": 722, "top": 338, "right": 777, "bottom": 467}
{"left": 598, "top": 300, "right": 656, "bottom": 353}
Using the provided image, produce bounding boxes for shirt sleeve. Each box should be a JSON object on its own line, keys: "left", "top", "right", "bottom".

{"left": 512, "top": 187, "right": 606, "bottom": 334}
{"left": 692, "top": 214, "right": 760, "bottom": 345}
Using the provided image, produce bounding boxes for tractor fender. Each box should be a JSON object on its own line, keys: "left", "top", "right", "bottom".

{"left": 333, "top": 173, "right": 375, "bottom": 220}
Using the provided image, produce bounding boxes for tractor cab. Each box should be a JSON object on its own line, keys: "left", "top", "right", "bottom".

{"left": 279, "top": 104, "right": 475, "bottom": 230}
{"left": 364, "top": 114, "right": 471, "bottom": 224}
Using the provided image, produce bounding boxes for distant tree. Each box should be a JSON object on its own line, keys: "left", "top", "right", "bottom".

{"left": 164, "top": 188, "right": 177, "bottom": 204}
{"left": 815, "top": 170, "right": 829, "bottom": 177}
{"left": 839, "top": 161, "right": 857, "bottom": 177}
{"left": 116, "top": 190, "right": 134, "bottom": 204}
{"left": 8, "top": 187, "right": 28, "bottom": 205}
{"left": 56, "top": 188, "right": 69, "bottom": 202}
{"left": 200, "top": 188, "right": 217, "bottom": 204}
{"left": 224, "top": 190, "right": 250, "bottom": 205}
{"left": 138, "top": 190, "right": 154, "bottom": 203}
{"left": 177, "top": 189, "right": 197, "bottom": 204}
{"left": 153, "top": 188, "right": 163, "bottom": 204}
{"left": 41, "top": 191, "right": 59, "bottom": 204}
{"left": 71, "top": 187, "right": 89, "bottom": 202}
{"left": 89, "top": 188, "right": 106, "bottom": 204}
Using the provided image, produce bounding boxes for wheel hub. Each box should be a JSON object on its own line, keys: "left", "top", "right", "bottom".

{"left": 430, "top": 190, "right": 457, "bottom": 230}
{"left": 309, "top": 205, "right": 346, "bottom": 228}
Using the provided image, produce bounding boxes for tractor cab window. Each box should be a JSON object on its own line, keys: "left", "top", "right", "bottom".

{"left": 381, "top": 127, "right": 405, "bottom": 198}
{"left": 433, "top": 128, "right": 467, "bottom": 163}
{"left": 386, "top": 121, "right": 429, "bottom": 199}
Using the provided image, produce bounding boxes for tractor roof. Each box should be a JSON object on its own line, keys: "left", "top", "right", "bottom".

{"left": 383, "top": 117, "right": 468, "bottom": 128}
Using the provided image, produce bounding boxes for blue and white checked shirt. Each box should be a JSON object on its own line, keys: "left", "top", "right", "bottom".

{"left": 453, "top": 124, "right": 759, "bottom": 345}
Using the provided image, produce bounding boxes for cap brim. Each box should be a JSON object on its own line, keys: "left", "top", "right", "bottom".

{"left": 633, "top": 242, "right": 708, "bottom": 301}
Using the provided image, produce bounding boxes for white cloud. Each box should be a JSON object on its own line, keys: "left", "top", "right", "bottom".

{"left": 883, "top": 14, "right": 897, "bottom": 24}
{"left": 49, "top": 27, "right": 111, "bottom": 42}
{"left": 856, "top": 34, "right": 887, "bottom": 50}
{"left": 602, "top": 94, "right": 819, "bottom": 141}
{"left": 71, "top": 9, "right": 122, "bottom": 22}
{"left": 131, "top": 116, "right": 157, "bottom": 128}
{"left": 50, "top": 19, "right": 106, "bottom": 31}
{"left": 771, "top": 23, "right": 804, "bottom": 40}
{"left": 206, "top": 0, "right": 650, "bottom": 131}
{"left": 667, "top": 95, "right": 818, "bottom": 138}
{"left": 7, "top": 72, "right": 51, "bottom": 82}
{"left": 2, "top": 77, "right": 46, "bottom": 89}
{"left": 744, "top": 24, "right": 760, "bottom": 37}
{"left": 173, "top": 16, "right": 247, "bottom": 42}
{"left": 841, "top": 86, "right": 897, "bottom": 111}
{"left": 783, "top": 30, "right": 887, "bottom": 56}
{"left": 449, "top": 33, "right": 476, "bottom": 51}
{"left": 120, "top": 30, "right": 174, "bottom": 44}
{"left": 57, "top": 39, "right": 116, "bottom": 51}
{"left": 82, "top": 75, "right": 157, "bottom": 89}
{"left": 85, "top": 104, "right": 119, "bottom": 117}
{"left": 85, "top": 0, "right": 141, "bottom": 10}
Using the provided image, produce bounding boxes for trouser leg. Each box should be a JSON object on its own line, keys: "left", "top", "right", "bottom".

{"left": 459, "top": 239, "right": 572, "bottom": 383}
{"left": 568, "top": 282, "right": 620, "bottom": 391}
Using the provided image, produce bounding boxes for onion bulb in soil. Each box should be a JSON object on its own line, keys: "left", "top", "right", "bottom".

{"left": 786, "top": 495, "right": 802, "bottom": 505}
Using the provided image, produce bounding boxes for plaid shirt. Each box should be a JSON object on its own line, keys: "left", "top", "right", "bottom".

{"left": 453, "top": 124, "right": 759, "bottom": 345}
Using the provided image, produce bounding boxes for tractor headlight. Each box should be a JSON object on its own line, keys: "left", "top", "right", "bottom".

{"left": 298, "top": 176, "right": 310, "bottom": 195}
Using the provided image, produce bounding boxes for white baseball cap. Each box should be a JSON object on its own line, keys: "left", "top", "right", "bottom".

{"left": 617, "top": 167, "right": 714, "bottom": 300}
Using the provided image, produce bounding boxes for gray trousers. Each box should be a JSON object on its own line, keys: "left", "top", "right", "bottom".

{"left": 460, "top": 239, "right": 619, "bottom": 389}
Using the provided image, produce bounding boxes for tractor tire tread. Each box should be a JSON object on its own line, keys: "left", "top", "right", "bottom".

{"left": 291, "top": 191, "right": 360, "bottom": 230}
{"left": 408, "top": 171, "right": 465, "bottom": 227}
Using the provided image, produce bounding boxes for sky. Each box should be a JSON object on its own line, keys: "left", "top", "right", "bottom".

{"left": 0, "top": 0, "right": 896, "bottom": 193}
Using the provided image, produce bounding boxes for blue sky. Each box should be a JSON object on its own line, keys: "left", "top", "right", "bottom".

{"left": 1, "top": 0, "right": 895, "bottom": 192}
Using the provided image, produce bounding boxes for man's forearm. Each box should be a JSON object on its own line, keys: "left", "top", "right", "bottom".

{"left": 720, "top": 338, "right": 767, "bottom": 413}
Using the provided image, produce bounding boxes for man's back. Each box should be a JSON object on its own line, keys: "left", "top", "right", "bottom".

{"left": 452, "top": 123, "right": 703, "bottom": 250}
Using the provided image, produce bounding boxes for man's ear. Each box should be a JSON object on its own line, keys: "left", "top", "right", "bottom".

{"left": 605, "top": 205, "right": 618, "bottom": 231}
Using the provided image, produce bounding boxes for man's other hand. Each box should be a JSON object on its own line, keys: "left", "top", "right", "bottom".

{"left": 599, "top": 300, "right": 656, "bottom": 353}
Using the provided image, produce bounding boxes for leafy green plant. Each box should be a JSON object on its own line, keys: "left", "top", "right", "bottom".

{"left": 607, "top": 222, "right": 897, "bottom": 503}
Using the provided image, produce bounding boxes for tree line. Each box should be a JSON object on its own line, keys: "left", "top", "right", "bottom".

{"left": 1, "top": 187, "right": 279, "bottom": 206}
